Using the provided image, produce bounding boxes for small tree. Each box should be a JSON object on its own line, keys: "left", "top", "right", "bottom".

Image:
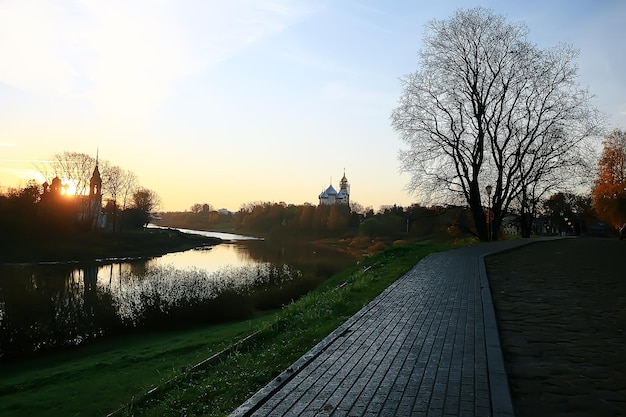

{"left": 131, "top": 188, "right": 161, "bottom": 227}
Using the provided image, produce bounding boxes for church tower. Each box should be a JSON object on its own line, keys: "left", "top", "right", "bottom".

{"left": 338, "top": 170, "right": 350, "bottom": 205}
{"left": 88, "top": 153, "right": 103, "bottom": 229}
{"left": 319, "top": 170, "right": 350, "bottom": 206}
{"left": 89, "top": 161, "right": 102, "bottom": 198}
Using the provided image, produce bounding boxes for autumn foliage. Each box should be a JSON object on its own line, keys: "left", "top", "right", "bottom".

{"left": 592, "top": 130, "right": 626, "bottom": 228}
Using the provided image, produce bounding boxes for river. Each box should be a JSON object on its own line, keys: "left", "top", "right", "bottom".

{"left": 0, "top": 229, "right": 357, "bottom": 359}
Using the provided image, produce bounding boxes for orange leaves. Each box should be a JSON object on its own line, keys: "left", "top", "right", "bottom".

{"left": 592, "top": 130, "right": 626, "bottom": 227}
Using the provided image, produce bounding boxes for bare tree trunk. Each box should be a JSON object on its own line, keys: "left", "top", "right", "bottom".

{"left": 469, "top": 181, "right": 488, "bottom": 241}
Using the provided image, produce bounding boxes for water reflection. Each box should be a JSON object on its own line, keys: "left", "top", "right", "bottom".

{"left": 0, "top": 236, "right": 356, "bottom": 359}
{"left": 144, "top": 243, "right": 257, "bottom": 273}
{"left": 0, "top": 263, "right": 118, "bottom": 357}
{"left": 154, "top": 226, "right": 260, "bottom": 242}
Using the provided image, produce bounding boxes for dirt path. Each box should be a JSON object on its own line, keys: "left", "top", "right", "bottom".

{"left": 486, "top": 238, "right": 626, "bottom": 417}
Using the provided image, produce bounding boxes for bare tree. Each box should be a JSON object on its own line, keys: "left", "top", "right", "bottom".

{"left": 48, "top": 152, "right": 96, "bottom": 195}
{"left": 102, "top": 164, "right": 123, "bottom": 203}
{"left": 190, "top": 203, "right": 203, "bottom": 214}
{"left": 391, "top": 7, "right": 603, "bottom": 240}
{"left": 349, "top": 201, "right": 365, "bottom": 215}
{"left": 101, "top": 164, "right": 124, "bottom": 231}
{"left": 119, "top": 169, "right": 138, "bottom": 210}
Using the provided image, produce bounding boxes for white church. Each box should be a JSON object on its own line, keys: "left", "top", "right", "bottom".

{"left": 318, "top": 171, "right": 350, "bottom": 206}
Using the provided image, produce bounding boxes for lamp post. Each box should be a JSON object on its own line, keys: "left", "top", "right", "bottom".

{"left": 485, "top": 185, "right": 493, "bottom": 241}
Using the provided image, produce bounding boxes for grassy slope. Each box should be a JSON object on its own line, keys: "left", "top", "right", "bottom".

{"left": 0, "top": 319, "right": 271, "bottom": 416}
{"left": 0, "top": 241, "right": 454, "bottom": 417}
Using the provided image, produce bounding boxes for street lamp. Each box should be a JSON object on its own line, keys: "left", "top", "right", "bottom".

{"left": 485, "top": 185, "right": 493, "bottom": 241}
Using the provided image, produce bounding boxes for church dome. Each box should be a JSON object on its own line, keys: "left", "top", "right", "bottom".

{"left": 318, "top": 171, "right": 350, "bottom": 206}
{"left": 319, "top": 184, "right": 337, "bottom": 199}
{"left": 339, "top": 171, "right": 349, "bottom": 190}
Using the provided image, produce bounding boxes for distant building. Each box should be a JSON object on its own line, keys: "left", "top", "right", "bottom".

{"left": 40, "top": 154, "right": 106, "bottom": 230}
{"left": 319, "top": 171, "right": 350, "bottom": 206}
{"left": 40, "top": 176, "right": 63, "bottom": 203}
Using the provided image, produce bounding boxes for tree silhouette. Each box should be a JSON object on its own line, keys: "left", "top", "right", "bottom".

{"left": 47, "top": 152, "right": 95, "bottom": 196}
{"left": 190, "top": 203, "right": 203, "bottom": 214}
{"left": 101, "top": 164, "right": 124, "bottom": 231}
{"left": 391, "top": 7, "right": 602, "bottom": 241}
{"left": 543, "top": 192, "right": 592, "bottom": 235}
{"left": 127, "top": 188, "right": 161, "bottom": 228}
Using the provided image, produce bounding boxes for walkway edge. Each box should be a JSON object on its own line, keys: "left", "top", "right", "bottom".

{"left": 479, "top": 254, "right": 515, "bottom": 417}
{"left": 230, "top": 270, "right": 408, "bottom": 417}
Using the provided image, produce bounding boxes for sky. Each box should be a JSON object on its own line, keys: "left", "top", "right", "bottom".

{"left": 1, "top": 0, "right": 625, "bottom": 212}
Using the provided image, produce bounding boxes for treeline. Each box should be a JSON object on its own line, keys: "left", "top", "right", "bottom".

{"left": 156, "top": 202, "right": 477, "bottom": 241}
{"left": 0, "top": 151, "right": 162, "bottom": 240}
{"left": 158, "top": 187, "right": 615, "bottom": 242}
{"left": 0, "top": 181, "right": 158, "bottom": 239}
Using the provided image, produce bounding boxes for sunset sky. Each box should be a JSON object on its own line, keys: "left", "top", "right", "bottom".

{"left": 1, "top": 0, "right": 625, "bottom": 212}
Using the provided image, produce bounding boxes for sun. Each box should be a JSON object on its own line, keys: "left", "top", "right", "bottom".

{"left": 61, "top": 179, "right": 78, "bottom": 196}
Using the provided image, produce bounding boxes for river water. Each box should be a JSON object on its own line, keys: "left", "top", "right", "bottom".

{"left": 0, "top": 229, "right": 357, "bottom": 358}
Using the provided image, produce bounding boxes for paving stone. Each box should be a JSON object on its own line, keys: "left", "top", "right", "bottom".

{"left": 230, "top": 239, "right": 560, "bottom": 417}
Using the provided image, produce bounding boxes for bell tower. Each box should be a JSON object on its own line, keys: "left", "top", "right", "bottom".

{"left": 338, "top": 169, "right": 350, "bottom": 205}
{"left": 90, "top": 151, "right": 102, "bottom": 197}
{"left": 88, "top": 151, "right": 103, "bottom": 229}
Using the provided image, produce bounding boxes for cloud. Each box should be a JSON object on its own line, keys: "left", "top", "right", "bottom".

{"left": 0, "top": 160, "right": 49, "bottom": 184}
{"left": 0, "top": 158, "right": 53, "bottom": 163}
{"left": 0, "top": 0, "right": 314, "bottom": 121}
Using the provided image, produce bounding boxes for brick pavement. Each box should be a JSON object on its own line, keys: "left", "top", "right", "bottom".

{"left": 230, "top": 239, "right": 556, "bottom": 417}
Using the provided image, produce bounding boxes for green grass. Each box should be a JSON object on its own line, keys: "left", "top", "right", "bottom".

{"left": 0, "top": 241, "right": 453, "bottom": 417}
{"left": 0, "top": 320, "right": 269, "bottom": 417}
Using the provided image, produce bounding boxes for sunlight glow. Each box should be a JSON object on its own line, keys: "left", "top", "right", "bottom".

{"left": 13, "top": 168, "right": 46, "bottom": 184}
{"left": 0, "top": 1, "right": 624, "bottom": 211}
{"left": 62, "top": 180, "right": 78, "bottom": 196}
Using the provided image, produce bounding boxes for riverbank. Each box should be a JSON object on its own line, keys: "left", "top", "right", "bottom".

{"left": 0, "top": 228, "right": 222, "bottom": 264}
{"left": 152, "top": 219, "right": 423, "bottom": 258}
{"left": 0, "top": 241, "right": 454, "bottom": 417}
